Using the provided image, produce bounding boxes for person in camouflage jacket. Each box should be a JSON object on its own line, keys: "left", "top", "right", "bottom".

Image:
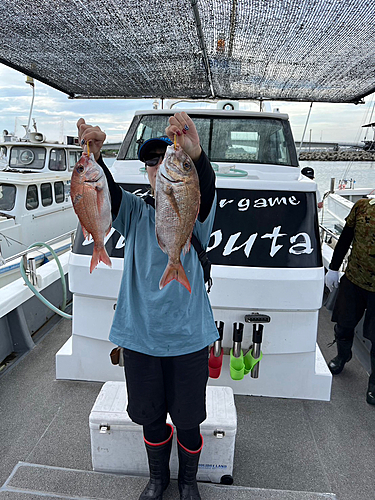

{"left": 325, "top": 196, "right": 375, "bottom": 405}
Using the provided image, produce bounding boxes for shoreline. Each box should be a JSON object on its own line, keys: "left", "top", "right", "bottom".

{"left": 299, "top": 150, "right": 375, "bottom": 161}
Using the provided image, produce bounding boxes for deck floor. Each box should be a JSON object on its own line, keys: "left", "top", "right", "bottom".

{"left": 0, "top": 306, "right": 374, "bottom": 500}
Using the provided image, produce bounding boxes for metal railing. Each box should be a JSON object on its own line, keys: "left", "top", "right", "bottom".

{"left": 319, "top": 223, "right": 350, "bottom": 271}
{"left": 2, "top": 229, "right": 76, "bottom": 266}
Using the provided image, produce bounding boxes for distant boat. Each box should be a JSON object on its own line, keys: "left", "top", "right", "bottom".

{"left": 0, "top": 77, "right": 80, "bottom": 286}
{"left": 362, "top": 121, "right": 375, "bottom": 151}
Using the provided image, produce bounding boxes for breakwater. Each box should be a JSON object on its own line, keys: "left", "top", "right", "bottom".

{"left": 299, "top": 150, "right": 375, "bottom": 161}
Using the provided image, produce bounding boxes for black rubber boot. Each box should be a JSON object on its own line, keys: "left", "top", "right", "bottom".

{"left": 328, "top": 326, "right": 353, "bottom": 375}
{"left": 177, "top": 435, "right": 203, "bottom": 500}
{"left": 139, "top": 424, "right": 173, "bottom": 500}
{"left": 366, "top": 353, "right": 375, "bottom": 406}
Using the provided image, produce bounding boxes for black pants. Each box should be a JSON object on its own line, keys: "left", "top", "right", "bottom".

{"left": 123, "top": 346, "right": 209, "bottom": 429}
{"left": 332, "top": 275, "right": 375, "bottom": 345}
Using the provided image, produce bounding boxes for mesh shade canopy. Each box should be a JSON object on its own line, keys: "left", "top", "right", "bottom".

{"left": 1, "top": 0, "right": 374, "bottom": 103}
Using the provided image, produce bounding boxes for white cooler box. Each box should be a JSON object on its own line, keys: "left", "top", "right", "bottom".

{"left": 89, "top": 381, "right": 237, "bottom": 484}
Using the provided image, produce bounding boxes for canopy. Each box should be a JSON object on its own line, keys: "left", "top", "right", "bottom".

{"left": 1, "top": 0, "right": 375, "bottom": 103}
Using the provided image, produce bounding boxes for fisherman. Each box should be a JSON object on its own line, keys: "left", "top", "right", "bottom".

{"left": 77, "top": 112, "right": 218, "bottom": 500}
{"left": 325, "top": 195, "right": 375, "bottom": 405}
{"left": 301, "top": 166, "right": 323, "bottom": 209}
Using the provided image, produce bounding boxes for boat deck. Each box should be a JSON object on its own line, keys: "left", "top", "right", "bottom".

{"left": 1, "top": 306, "right": 374, "bottom": 500}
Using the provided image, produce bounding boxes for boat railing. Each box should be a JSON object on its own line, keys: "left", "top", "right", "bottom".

{"left": 20, "top": 230, "right": 75, "bottom": 287}
{"left": 319, "top": 223, "right": 339, "bottom": 244}
{"left": 2, "top": 229, "right": 76, "bottom": 266}
{"left": 319, "top": 223, "right": 350, "bottom": 271}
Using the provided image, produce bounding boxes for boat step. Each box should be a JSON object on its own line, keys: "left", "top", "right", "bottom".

{"left": 1, "top": 462, "right": 337, "bottom": 500}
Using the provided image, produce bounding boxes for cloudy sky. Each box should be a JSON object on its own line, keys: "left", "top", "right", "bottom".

{"left": 1, "top": 63, "right": 374, "bottom": 146}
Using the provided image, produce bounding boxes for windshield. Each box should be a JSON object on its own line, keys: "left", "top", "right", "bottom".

{"left": 9, "top": 146, "right": 46, "bottom": 169}
{"left": 119, "top": 114, "right": 297, "bottom": 166}
{"left": 0, "top": 183, "right": 16, "bottom": 211}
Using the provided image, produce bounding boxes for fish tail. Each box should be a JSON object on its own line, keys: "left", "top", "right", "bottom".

{"left": 90, "top": 245, "right": 112, "bottom": 273}
{"left": 159, "top": 262, "right": 191, "bottom": 293}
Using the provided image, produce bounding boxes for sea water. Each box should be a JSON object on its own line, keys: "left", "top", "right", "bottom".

{"left": 299, "top": 160, "right": 375, "bottom": 196}
{"left": 300, "top": 160, "right": 375, "bottom": 231}
{"left": 105, "top": 157, "right": 374, "bottom": 194}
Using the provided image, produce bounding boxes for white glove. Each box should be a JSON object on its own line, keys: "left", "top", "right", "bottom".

{"left": 325, "top": 269, "right": 340, "bottom": 292}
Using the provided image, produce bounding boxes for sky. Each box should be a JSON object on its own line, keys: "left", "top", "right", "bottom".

{"left": 1, "top": 63, "right": 374, "bottom": 146}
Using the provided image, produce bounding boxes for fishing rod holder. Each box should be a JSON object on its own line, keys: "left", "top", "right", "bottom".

{"left": 232, "top": 322, "right": 244, "bottom": 358}
{"left": 209, "top": 321, "right": 224, "bottom": 379}
{"left": 22, "top": 254, "right": 38, "bottom": 286}
{"left": 229, "top": 322, "right": 246, "bottom": 381}
{"left": 213, "top": 321, "right": 224, "bottom": 357}
{"left": 245, "top": 313, "right": 271, "bottom": 378}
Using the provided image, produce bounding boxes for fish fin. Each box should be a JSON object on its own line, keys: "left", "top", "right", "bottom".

{"left": 156, "top": 234, "right": 167, "bottom": 253}
{"left": 182, "top": 235, "right": 192, "bottom": 255}
{"left": 159, "top": 262, "right": 191, "bottom": 293}
{"left": 72, "top": 193, "right": 83, "bottom": 205}
{"left": 90, "top": 245, "right": 112, "bottom": 273}
{"left": 165, "top": 188, "right": 181, "bottom": 220}
{"left": 105, "top": 224, "right": 112, "bottom": 237}
{"left": 81, "top": 225, "right": 90, "bottom": 240}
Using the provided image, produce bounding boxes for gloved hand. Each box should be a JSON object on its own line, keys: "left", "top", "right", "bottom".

{"left": 325, "top": 269, "right": 340, "bottom": 292}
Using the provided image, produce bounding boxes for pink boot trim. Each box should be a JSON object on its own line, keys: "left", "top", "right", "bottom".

{"left": 143, "top": 423, "right": 173, "bottom": 447}
{"left": 177, "top": 434, "right": 203, "bottom": 454}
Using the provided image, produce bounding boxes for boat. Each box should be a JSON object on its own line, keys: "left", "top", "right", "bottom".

{"left": 0, "top": 78, "right": 81, "bottom": 287}
{"left": 2, "top": 102, "right": 375, "bottom": 500}
{"left": 323, "top": 185, "right": 375, "bottom": 232}
{"left": 362, "top": 121, "right": 375, "bottom": 151}
{"left": 57, "top": 103, "right": 331, "bottom": 402}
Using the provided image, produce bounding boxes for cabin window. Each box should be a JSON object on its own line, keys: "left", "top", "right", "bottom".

{"left": 69, "top": 151, "right": 81, "bottom": 170}
{"left": 123, "top": 115, "right": 168, "bottom": 160}
{"left": 120, "top": 114, "right": 297, "bottom": 166}
{"left": 26, "top": 185, "right": 39, "bottom": 210}
{"left": 41, "top": 183, "right": 53, "bottom": 206}
{"left": 49, "top": 149, "right": 66, "bottom": 171}
{"left": 10, "top": 146, "right": 46, "bottom": 169}
{"left": 54, "top": 181, "right": 64, "bottom": 203}
{"left": 0, "top": 183, "right": 16, "bottom": 211}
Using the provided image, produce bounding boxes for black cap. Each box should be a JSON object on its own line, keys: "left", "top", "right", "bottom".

{"left": 301, "top": 166, "right": 315, "bottom": 179}
{"left": 138, "top": 136, "right": 173, "bottom": 162}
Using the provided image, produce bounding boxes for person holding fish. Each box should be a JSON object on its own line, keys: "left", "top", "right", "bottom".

{"left": 76, "top": 112, "right": 218, "bottom": 500}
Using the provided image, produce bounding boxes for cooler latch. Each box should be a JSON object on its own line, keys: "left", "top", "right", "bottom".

{"left": 213, "top": 429, "right": 225, "bottom": 438}
{"left": 99, "top": 424, "right": 110, "bottom": 433}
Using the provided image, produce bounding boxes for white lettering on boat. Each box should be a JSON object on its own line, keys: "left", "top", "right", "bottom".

{"left": 207, "top": 227, "right": 313, "bottom": 257}
{"left": 219, "top": 196, "right": 301, "bottom": 211}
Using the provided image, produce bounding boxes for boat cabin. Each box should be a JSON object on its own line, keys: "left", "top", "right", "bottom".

{"left": 0, "top": 134, "right": 81, "bottom": 284}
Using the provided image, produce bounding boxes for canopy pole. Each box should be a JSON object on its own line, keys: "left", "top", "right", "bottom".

{"left": 190, "top": 0, "right": 215, "bottom": 98}
{"left": 299, "top": 102, "right": 313, "bottom": 154}
{"left": 25, "top": 76, "right": 35, "bottom": 139}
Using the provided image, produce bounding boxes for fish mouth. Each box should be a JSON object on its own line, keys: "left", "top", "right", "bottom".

{"left": 161, "top": 172, "right": 182, "bottom": 184}
{"left": 84, "top": 174, "right": 103, "bottom": 183}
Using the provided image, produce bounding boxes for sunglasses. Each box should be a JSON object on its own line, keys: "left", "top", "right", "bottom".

{"left": 144, "top": 155, "right": 163, "bottom": 167}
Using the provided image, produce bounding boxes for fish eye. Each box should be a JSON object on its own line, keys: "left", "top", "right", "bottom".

{"left": 183, "top": 161, "right": 191, "bottom": 171}
{"left": 77, "top": 165, "right": 85, "bottom": 173}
